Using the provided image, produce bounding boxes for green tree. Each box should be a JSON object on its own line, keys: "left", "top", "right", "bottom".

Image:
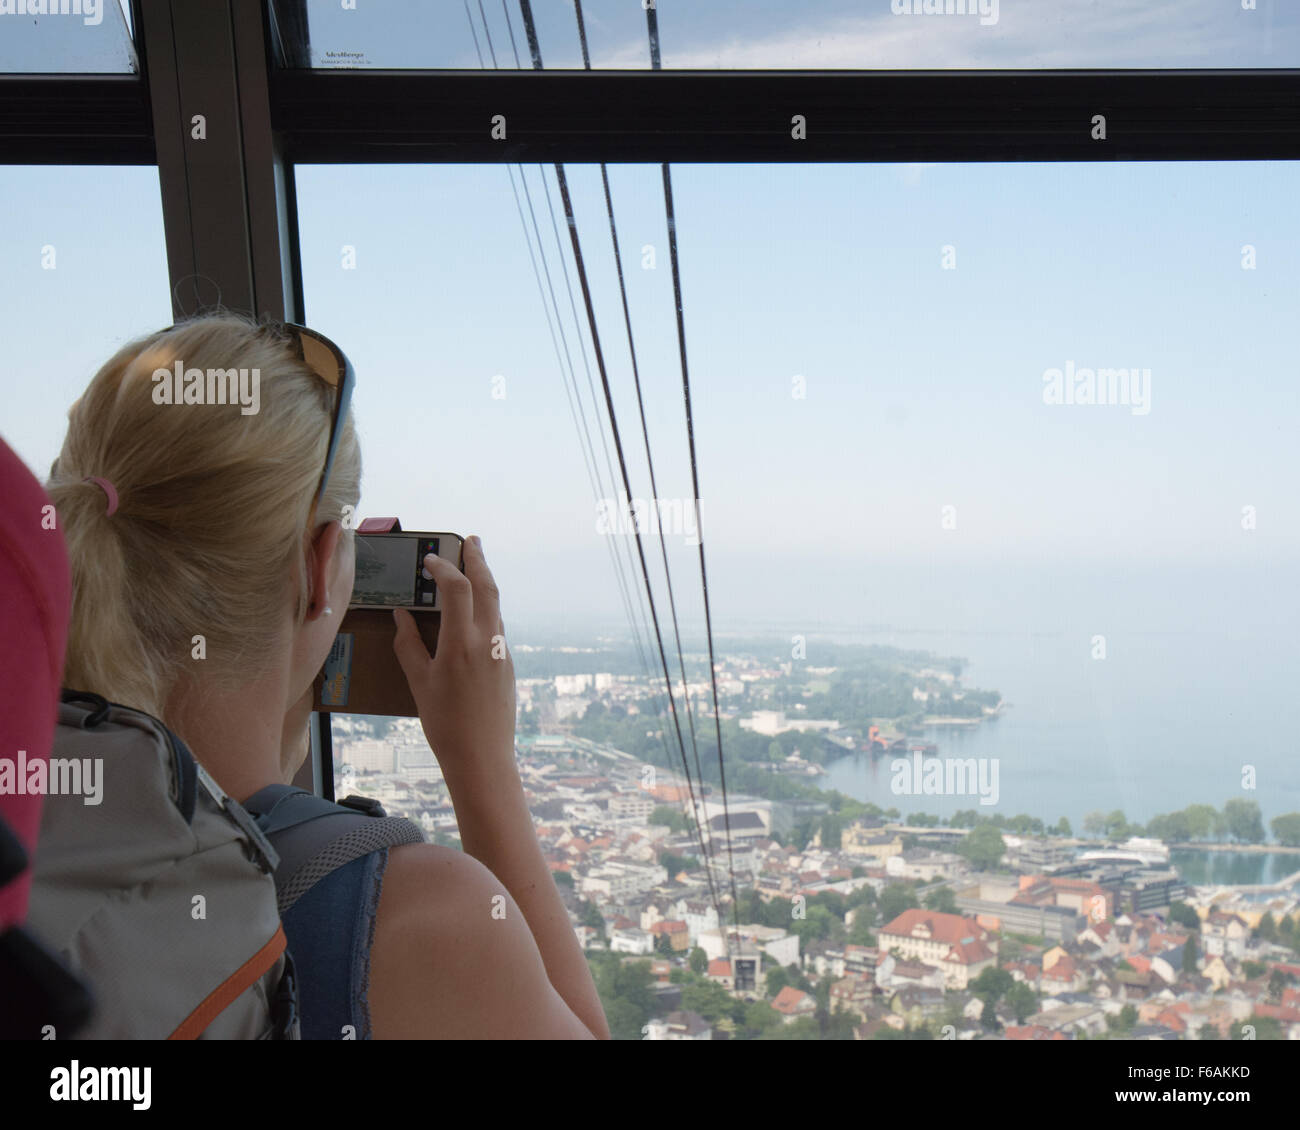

{"left": 764, "top": 965, "right": 793, "bottom": 999}
{"left": 553, "top": 869, "right": 574, "bottom": 888}
{"left": 1083, "top": 811, "right": 1106, "bottom": 837}
{"left": 1005, "top": 982, "right": 1038, "bottom": 1024}
{"left": 1223, "top": 798, "right": 1265, "bottom": 844}
{"left": 1054, "top": 817, "right": 1073, "bottom": 837}
{"left": 658, "top": 850, "right": 695, "bottom": 878}
{"left": 654, "top": 932, "right": 674, "bottom": 957}
{"left": 957, "top": 823, "right": 1006, "bottom": 870}
{"left": 1235, "top": 1015, "right": 1283, "bottom": 1041}
{"left": 970, "top": 966, "right": 1014, "bottom": 1004}
{"left": 742, "top": 999, "right": 782, "bottom": 1037}
{"left": 688, "top": 946, "right": 708, "bottom": 975}
{"left": 1271, "top": 813, "right": 1300, "bottom": 847}
{"left": 1184, "top": 935, "right": 1198, "bottom": 972}
{"left": 878, "top": 883, "right": 920, "bottom": 926}
{"left": 649, "top": 806, "right": 687, "bottom": 833}
{"left": 924, "top": 886, "right": 958, "bottom": 914}
{"left": 1169, "top": 900, "right": 1199, "bottom": 930}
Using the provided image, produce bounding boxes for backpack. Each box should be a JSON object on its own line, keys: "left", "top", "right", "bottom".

{"left": 242, "top": 785, "right": 425, "bottom": 917}
{"left": 25, "top": 690, "right": 299, "bottom": 1039}
{"left": 241, "top": 783, "right": 426, "bottom": 1038}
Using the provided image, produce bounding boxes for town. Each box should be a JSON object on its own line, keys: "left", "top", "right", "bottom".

{"left": 331, "top": 640, "right": 1300, "bottom": 1041}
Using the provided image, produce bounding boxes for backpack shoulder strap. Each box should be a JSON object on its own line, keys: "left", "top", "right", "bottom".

{"left": 243, "top": 786, "right": 424, "bottom": 915}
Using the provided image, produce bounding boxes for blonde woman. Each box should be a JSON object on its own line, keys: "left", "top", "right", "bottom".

{"left": 44, "top": 313, "right": 609, "bottom": 1039}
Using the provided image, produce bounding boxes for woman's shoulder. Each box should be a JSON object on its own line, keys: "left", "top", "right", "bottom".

{"left": 367, "top": 843, "right": 595, "bottom": 1038}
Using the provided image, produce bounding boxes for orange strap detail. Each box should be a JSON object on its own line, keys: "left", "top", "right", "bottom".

{"left": 168, "top": 925, "right": 288, "bottom": 1040}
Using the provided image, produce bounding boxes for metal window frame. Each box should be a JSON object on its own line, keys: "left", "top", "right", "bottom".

{"left": 1, "top": 0, "right": 1297, "bottom": 797}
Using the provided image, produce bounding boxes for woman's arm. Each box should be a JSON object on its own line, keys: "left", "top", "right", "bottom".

{"left": 438, "top": 746, "right": 611, "bottom": 1039}
{"left": 391, "top": 537, "right": 610, "bottom": 1039}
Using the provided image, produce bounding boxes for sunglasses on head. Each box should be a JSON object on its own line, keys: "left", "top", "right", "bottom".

{"left": 159, "top": 319, "right": 355, "bottom": 520}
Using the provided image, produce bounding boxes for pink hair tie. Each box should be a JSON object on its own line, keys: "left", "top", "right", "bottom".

{"left": 83, "top": 476, "right": 119, "bottom": 517}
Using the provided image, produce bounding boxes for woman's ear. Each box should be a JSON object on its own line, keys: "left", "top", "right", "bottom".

{"left": 304, "top": 520, "right": 345, "bottom": 622}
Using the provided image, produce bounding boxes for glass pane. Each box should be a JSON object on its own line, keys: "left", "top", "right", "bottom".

{"left": 288, "top": 0, "right": 1299, "bottom": 69}
{"left": 0, "top": 165, "right": 169, "bottom": 476}
{"left": 0, "top": 0, "right": 137, "bottom": 74}
{"left": 300, "top": 160, "right": 1300, "bottom": 1039}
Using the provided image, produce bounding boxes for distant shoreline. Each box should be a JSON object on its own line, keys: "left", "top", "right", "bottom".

{"left": 1169, "top": 842, "right": 1300, "bottom": 856}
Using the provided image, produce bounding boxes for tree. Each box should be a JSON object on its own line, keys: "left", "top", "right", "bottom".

{"left": 957, "top": 823, "right": 1005, "bottom": 870}
{"left": 658, "top": 850, "right": 695, "bottom": 878}
{"left": 1169, "top": 900, "right": 1199, "bottom": 930}
{"left": 970, "top": 966, "right": 1014, "bottom": 1003}
{"left": 688, "top": 946, "right": 708, "bottom": 975}
{"left": 1223, "top": 798, "right": 1265, "bottom": 844}
{"left": 764, "top": 965, "right": 793, "bottom": 999}
{"left": 1005, "top": 982, "right": 1038, "bottom": 1024}
{"left": 1184, "top": 935, "right": 1198, "bottom": 972}
{"left": 878, "top": 883, "right": 919, "bottom": 926}
{"left": 649, "top": 806, "right": 687, "bottom": 833}
{"left": 553, "top": 869, "right": 574, "bottom": 888}
{"left": 1054, "top": 817, "right": 1072, "bottom": 837}
{"left": 1271, "top": 813, "right": 1300, "bottom": 847}
{"left": 1083, "top": 811, "right": 1106, "bottom": 837}
{"left": 743, "top": 999, "right": 782, "bottom": 1036}
{"left": 1235, "top": 1015, "right": 1283, "bottom": 1041}
{"left": 924, "top": 886, "right": 958, "bottom": 914}
{"left": 980, "top": 997, "right": 1000, "bottom": 1031}
{"left": 654, "top": 932, "right": 675, "bottom": 957}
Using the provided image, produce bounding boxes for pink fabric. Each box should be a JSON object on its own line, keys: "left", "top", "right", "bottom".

{"left": 0, "top": 437, "right": 71, "bottom": 930}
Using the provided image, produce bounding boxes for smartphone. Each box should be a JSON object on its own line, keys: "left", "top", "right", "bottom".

{"left": 350, "top": 532, "right": 464, "bottom": 612}
{"left": 317, "top": 529, "right": 465, "bottom": 716}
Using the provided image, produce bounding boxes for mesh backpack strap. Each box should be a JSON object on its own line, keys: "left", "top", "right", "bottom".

{"left": 243, "top": 786, "right": 425, "bottom": 915}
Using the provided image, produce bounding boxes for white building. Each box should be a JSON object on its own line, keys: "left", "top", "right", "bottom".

{"left": 609, "top": 927, "right": 655, "bottom": 955}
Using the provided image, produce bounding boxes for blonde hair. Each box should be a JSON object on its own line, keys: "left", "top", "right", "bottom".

{"left": 46, "top": 312, "right": 361, "bottom": 720}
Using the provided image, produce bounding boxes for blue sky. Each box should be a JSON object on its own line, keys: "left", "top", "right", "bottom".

{"left": 3, "top": 157, "right": 1297, "bottom": 644}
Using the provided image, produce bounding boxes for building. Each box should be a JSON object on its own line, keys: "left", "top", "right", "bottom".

{"left": 338, "top": 738, "right": 395, "bottom": 775}
{"left": 608, "top": 791, "right": 655, "bottom": 822}
{"left": 955, "top": 889, "right": 1083, "bottom": 944}
{"left": 643, "top": 1010, "right": 712, "bottom": 1040}
{"left": 1008, "top": 837, "right": 1076, "bottom": 872}
{"left": 740, "top": 710, "right": 839, "bottom": 737}
{"left": 842, "top": 822, "right": 905, "bottom": 862}
{"left": 885, "top": 847, "right": 965, "bottom": 881}
{"left": 878, "top": 909, "right": 998, "bottom": 991}
{"left": 771, "top": 986, "right": 818, "bottom": 1024}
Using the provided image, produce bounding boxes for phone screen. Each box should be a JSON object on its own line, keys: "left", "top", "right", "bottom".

{"left": 352, "top": 535, "right": 441, "bottom": 608}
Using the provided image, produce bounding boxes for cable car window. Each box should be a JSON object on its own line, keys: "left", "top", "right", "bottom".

{"left": 0, "top": 0, "right": 136, "bottom": 74}
{"left": 297, "top": 157, "right": 1300, "bottom": 866}
{"left": 279, "top": 0, "right": 1298, "bottom": 70}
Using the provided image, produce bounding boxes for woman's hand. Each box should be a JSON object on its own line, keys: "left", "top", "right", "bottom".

{"left": 391, "top": 535, "right": 517, "bottom": 785}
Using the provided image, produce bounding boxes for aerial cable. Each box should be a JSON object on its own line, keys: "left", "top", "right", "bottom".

{"left": 465, "top": 5, "right": 670, "bottom": 776}
{"left": 569, "top": 0, "right": 727, "bottom": 918}
{"left": 491, "top": 2, "right": 668, "bottom": 750}
{"left": 515, "top": 0, "right": 729, "bottom": 941}
{"left": 644, "top": 1, "right": 743, "bottom": 935}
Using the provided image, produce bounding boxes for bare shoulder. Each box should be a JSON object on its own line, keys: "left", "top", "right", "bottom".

{"left": 367, "top": 843, "right": 596, "bottom": 1039}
